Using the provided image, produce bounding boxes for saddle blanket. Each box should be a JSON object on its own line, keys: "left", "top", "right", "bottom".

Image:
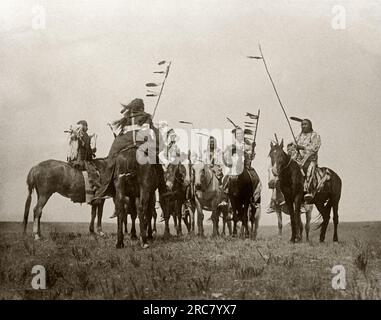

{"left": 314, "top": 167, "right": 331, "bottom": 192}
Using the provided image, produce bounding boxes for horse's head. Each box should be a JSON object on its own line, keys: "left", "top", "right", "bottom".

{"left": 192, "top": 161, "right": 213, "bottom": 192}
{"left": 269, "top": 139, "right": 289, "bottom": 173}
{"left": 181, "top": 157, "right": 194, "bottom": 189}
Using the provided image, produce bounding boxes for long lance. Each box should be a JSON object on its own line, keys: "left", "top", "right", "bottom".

{"left": 250, "top": 44, "right": 298, "bottom": 145}
{"left": 251, "top": 109, "right": 260, "bottom": 157}
{"left": 152, "top": 61, "right": 172, "bottom": 120}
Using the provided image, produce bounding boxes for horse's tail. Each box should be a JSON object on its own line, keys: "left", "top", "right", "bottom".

{"left": 23, "top": 167, "right": 36, "bottom": 233}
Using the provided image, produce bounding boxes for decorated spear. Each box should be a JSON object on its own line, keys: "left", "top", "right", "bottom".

{"left": 247, "top": 44, "right": 298, "bottom": 145}
{"left": 146, "top": 60, "right": 172, "bottom": 119}
{"left": 245, "top": 109, "right": 260, "bottom": 158}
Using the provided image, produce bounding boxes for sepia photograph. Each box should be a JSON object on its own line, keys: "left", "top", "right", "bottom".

{"left": 0, "top": 0, "right": 380, "bottom": 307}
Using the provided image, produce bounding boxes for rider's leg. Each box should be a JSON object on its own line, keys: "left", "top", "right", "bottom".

{"left": 304, "top": 161, "right": 316, "bottom": 202}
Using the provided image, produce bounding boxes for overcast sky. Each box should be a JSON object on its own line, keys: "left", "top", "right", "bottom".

{"left": 1, "top": 0, "right": 380, "bottom": 225}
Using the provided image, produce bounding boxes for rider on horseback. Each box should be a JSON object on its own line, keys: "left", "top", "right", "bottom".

{"left": 101, "top": 97, "right": 167, "bottom": 195}
{"left": 223, "top": 127, "right": 260, "bottom": 202}
{"left": 68, "top": 120, "right": 100, "bottom": 191}
{"left": 202, "top": 136, "right": 223, "bottom": 185}
{"left": 288, "top": 119, "right": 321, "bottom": 202}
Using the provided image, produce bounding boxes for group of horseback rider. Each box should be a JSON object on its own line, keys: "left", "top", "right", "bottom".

{"left": 67, "top": 98, "right": 321, "bottom": 210}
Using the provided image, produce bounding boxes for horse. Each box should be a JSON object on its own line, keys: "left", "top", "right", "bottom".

{"left": 215, "top": 201, "right": 232, "bottom": 236}
{"left": 224, "top": 165, "right": 261, "bottom": 239}
{"left": 112, "top": 143, "right": 171, "bottom": 248}
{"left": 268, "top": 167, "right": 313, "bottom": 239}
{"left": 192, "top": 161, "right": 222, "bottom": 237}
{"left": 269, "top": 140, "right": 342, "bottom": 242}
{"left": 163, "top": 162, "right": 192, "bottom": 235}
{"left": 23, "top": 159, "right": 109, "bottom": 240}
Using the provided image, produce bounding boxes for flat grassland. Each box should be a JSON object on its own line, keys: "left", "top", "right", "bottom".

{"left": 0, "top": 221, "right": 380, "bottom": 299}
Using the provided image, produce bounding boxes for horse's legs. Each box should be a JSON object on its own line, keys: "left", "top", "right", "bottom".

{"left": 195, "top": 198, "right": 204, "bottom": 237}
{"left": 211, "top": 207, "right": 218, "bottom": 237}
{"left": 183, "top": 204, "right": 191, "bottom": 233}
{"left": 176, "top": 201, "right": 183, "bottom": 236}
{"left": 96, "top": 199, "right": 105, "bottom": 236}
{"left": 305, "top": 207, "right": 312, "bottom": 242}
{"left": 286, "top": 199, "right": 296, "bottom": 242}
{"left": 163, "top": 200, "right": 171, "bottom": 238}
{"left": 231, "top": 201, "right": 238, "bottom": 237}
{"left": 227, "top": 218, "right": 232, "bottom": 236}
{"left": 130, "top": 198, "right": 138, "bottom": 240}
{"left": 123, "top": 208, "right": 128, "bottom": 235}
{"left": 242, "top": 202, "right": 250, "bottom": 238}
{"left": 89, "top": 204, "right": 97, "bottom": 234}
{"left": 249, "top": 206, "right": 254, "bottom": 238}
{"left": 138, "top": 190, "right": 151, "bottom": 248}
{"left": 33, "top": 192, "right": 51, "bottom": 240}
{"left": 294, "top": 196, "right": 303, "bottom": 242}
{"left": 253, "top": 205, "right": 260, "bottom": 241}
{"left": 172, "top": 208, "right": 178, "bottom": 229}
{"left": 152, "top": 207, "right": 157, "bottom": 235}
{"left": 115, "top": 178, "right": 125, "bottom": 249}
{"left": 332, "top": 200, "right": 339, "bottom": 242}
{"left": 276, "top": 208, "right": 283, "bottom": 238}
{"left": 316, "top": 200, "right": 331, "bottom": 242}
{"left": 147, "top": 195, "right": 154, "bottom": 241}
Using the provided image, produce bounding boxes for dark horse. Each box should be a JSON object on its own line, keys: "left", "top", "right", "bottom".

{"left": 225, "top": 166, "right": 261, "bottom": 239}
{"left": 269, "top": 140, "right": 342, "bottom": 242}
{"left": 113, "top": 145, "right": 169, "bottom": 248}
{"left": 23, "top": 159, "right": 109, "bottom": 240}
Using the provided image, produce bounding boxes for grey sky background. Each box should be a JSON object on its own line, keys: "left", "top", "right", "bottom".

{"left": 1, "top": 0, "right": 380, "bottom": 225}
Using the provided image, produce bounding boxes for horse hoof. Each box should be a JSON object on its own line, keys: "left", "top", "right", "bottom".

{"left": 141, "top": 243, "right": 149, "bottom": 249}
{"left": 98, "top": 231, "right": 105, "bottom": 237}
{"left": 34, "top": 234, "right": 41, "bottom": 241}
{"left": 116, "top": 242, "right": 124, "bottom": 249}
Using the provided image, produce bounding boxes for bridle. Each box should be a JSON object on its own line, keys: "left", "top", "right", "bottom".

{"left": 270, "top": 148, "right": 293, "bottom": 177}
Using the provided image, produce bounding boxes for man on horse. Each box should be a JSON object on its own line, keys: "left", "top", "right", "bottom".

{"left": 68, "top": 120, "right": 100, "bottom": 191}
{"left": 202, "top": 136, "right": 224, "bottom": 185}
{"left": 223, "top": 127, "right": 258, "bottom": 191}
{"left": 94, "top": 98, "right": 167, "bottom": 201}
{"left": 159, "top": 122, "right": 182, "bottom": 166}
{"left": 289, "top": 119, "right": 321, "bottom": 202}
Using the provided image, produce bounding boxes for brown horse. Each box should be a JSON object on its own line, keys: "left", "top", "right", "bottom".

{"left": 23, "top": 159, "right": 109, "bottom": 240}
{"left": 269, "top": 140, "right": 342, "bottom": 242}
{"left": 224, "top": 167, "right": 261, "bottom": 238}
{"left": 112, "top": 146, "right": 169, "bottom": 248}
